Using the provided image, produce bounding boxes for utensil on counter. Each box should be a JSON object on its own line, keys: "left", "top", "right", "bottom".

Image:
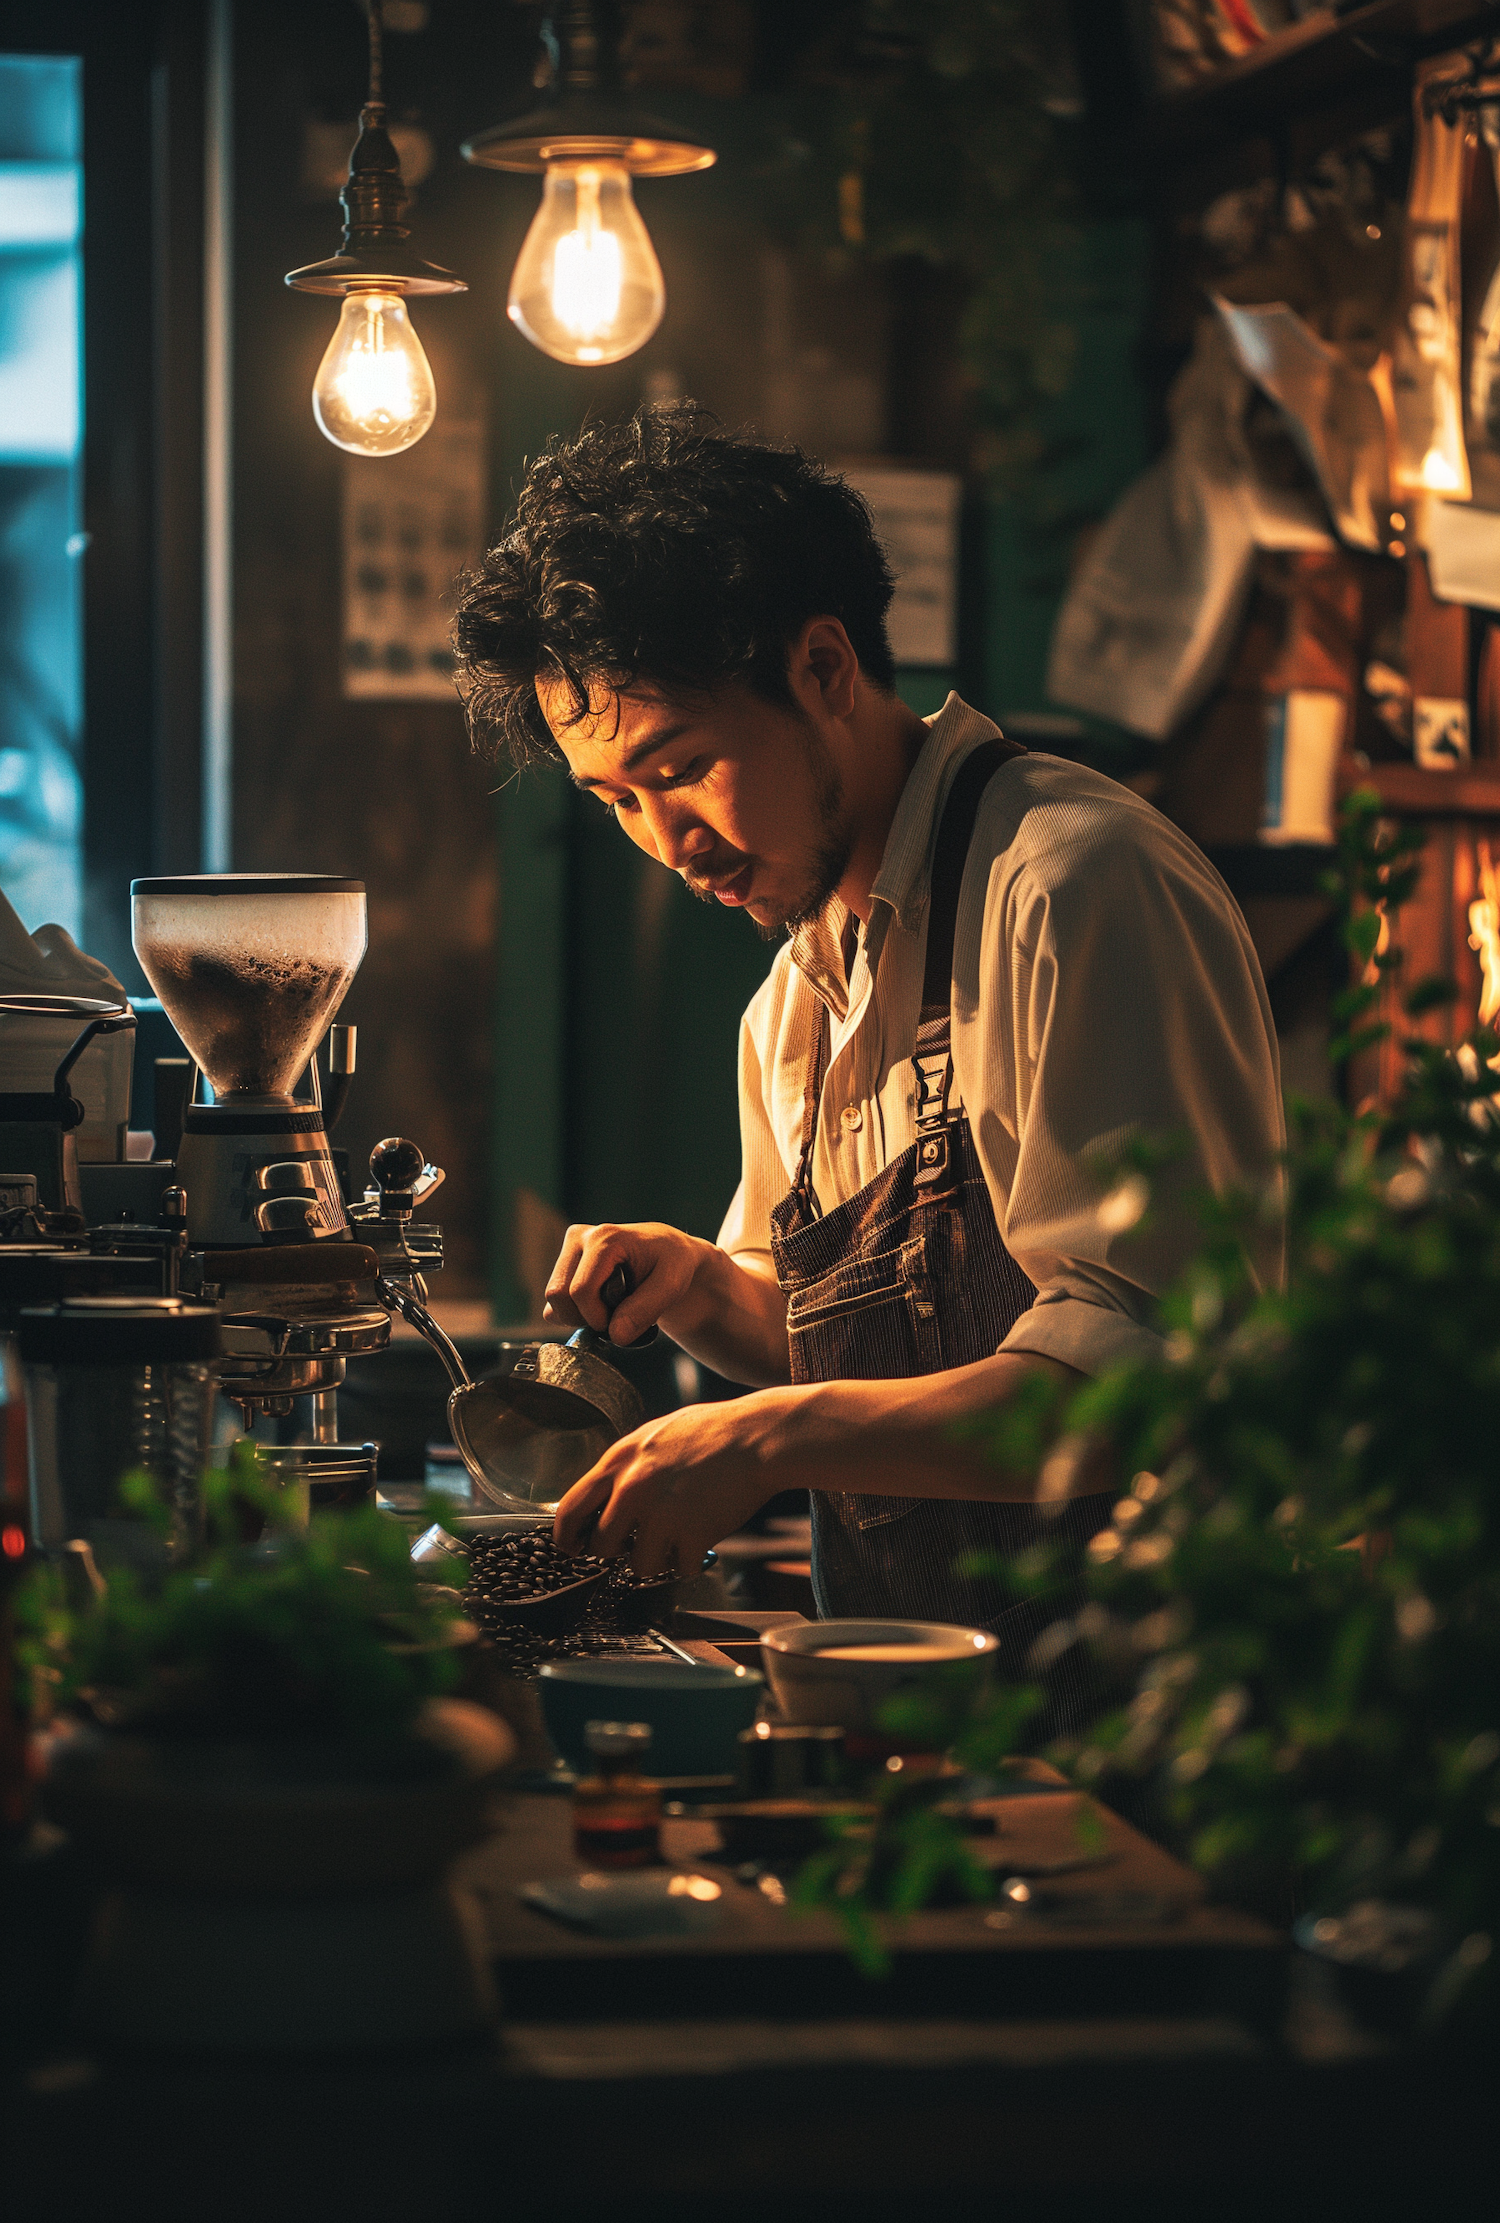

{"left": 647, "top": 1627, "right": 707, "bottom": 1666}
{"left": 380, "top": 1260, "right": 654, "bottom": 1513}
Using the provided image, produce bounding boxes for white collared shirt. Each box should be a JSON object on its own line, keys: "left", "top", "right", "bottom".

{"left": 717, "top": 694, "right": 1285, "bottom": 1377}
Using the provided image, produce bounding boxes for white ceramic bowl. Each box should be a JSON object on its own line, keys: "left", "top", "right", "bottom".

{"left": 759, "top": 1618, "right": 999, "bottom": 1737}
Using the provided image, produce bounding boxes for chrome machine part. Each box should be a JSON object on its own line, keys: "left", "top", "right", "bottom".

{"left": 254, "top": 1437, "right": 379, "bottom": 1515}
{"left": 197, "top": 1237, "right": 391, "bottom": 1424}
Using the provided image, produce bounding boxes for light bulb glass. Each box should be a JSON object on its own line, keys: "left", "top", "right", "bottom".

{"left": 312, "top": 289, "right": 436, "bottom": 456}
{"left": 508, "top": 162, "right": 664, "bottom": 366}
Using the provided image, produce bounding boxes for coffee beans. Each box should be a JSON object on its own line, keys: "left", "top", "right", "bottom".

{"left": 464, "top": 1528, "right": 606, "bottom": 1606}
{"left": 460, "top": 1526, "right": 679, "bottom": 1667}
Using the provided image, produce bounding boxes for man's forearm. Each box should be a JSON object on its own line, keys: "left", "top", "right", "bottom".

{"left": 755, "top": 1350, "right": 1092, "bottom": 1501}
{"left": 663, "top": 1241, "right": 792, "bottom": 1387}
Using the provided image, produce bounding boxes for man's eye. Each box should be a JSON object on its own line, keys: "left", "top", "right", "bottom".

{"left": 662, "top": 759, "right": 709, "bottom": 790}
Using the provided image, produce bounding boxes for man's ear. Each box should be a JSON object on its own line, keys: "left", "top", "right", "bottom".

{"left": 792, "top": 617, "right": 859, "bottom": 721}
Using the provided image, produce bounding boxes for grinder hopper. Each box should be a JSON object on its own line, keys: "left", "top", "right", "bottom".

{"left": 132, "top": 875, "right": 366, "bottom": 1104}
{"left": 131, "top": 875, "right": 367, "bottom": 1246}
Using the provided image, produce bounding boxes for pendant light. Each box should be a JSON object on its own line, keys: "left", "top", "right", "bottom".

{"left": 287, "top": 1, "right": 465, "bottom": 455}
{"left": 461, "top": 1, "right": 714, "bottom": 368}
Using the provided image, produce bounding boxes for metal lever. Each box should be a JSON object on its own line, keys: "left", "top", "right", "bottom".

{"left": 368, "top": 1135, "right": 425, "bottom": 1221}
{"left": 52, "top": 1012, "right": 136, "bottom": 1131}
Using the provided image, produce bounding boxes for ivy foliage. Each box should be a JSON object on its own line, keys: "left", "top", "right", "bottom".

{"left": 791, "top": 1662, "right": 1044, "bottom": 1977}
{"left": 1032, "top": 793, "right": 1500, "bottom": 2017}
{"left": 766, "top": 1, "right": 1088, "bottom": 482}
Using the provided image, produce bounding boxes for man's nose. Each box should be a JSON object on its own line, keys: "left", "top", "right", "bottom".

{"left": 639, "top": 795, "right": 713, "bottom": 874}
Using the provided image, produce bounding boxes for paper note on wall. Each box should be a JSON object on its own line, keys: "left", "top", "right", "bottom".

{"left": 342, "top": 415, "right": 486, "bottom": 700}
{"left": 838, "top": 463, "right": 962, "bottom": 667}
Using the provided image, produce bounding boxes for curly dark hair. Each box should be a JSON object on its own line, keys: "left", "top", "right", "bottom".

{"left": 453, "top": 405, "right": 897, "bottom": 766}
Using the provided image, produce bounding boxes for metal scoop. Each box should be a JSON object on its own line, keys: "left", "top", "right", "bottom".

{"left": 379, "top": 1263, "right": 654, "bottom": 1514}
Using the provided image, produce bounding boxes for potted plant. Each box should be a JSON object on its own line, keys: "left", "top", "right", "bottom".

{"left": 24, "top": 1454, "right": 513, "bottom": 2052}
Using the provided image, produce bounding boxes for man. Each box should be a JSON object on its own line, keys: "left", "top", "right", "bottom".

{"left": 454, "top": 407, "right": 1282, "bottom": 1717}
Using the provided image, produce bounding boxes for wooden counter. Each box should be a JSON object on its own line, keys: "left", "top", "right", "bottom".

{"left": 458, "top": 1778, "right": 1283, "bottom": 2029}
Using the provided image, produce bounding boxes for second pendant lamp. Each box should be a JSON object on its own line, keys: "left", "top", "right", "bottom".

{"left": 462, "top": 1, "right": 715, "bottom": 368}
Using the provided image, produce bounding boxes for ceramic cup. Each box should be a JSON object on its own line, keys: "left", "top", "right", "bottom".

{"left": 537, "top": 1657, "right": 763, "bottom": 1778}
{"left": 759, "top": 1618, "right": 998, "bottom": 1741}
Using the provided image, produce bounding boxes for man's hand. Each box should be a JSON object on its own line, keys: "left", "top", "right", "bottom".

{"left": 554, "top": 1392, "right": 791, "bottom": 1575}
{"left": 542, "top": 1219, "right": 793, "bottom": 1386}
{"left": 544, "top": 1220, "right": 702, "bottom": 1348}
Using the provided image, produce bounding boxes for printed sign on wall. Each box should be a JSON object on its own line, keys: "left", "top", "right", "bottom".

{"left": 342, "top": 415, "right": 485, "bottom": 699}
{"left": 838, "top": 462, "right": 962, "bottom": 668}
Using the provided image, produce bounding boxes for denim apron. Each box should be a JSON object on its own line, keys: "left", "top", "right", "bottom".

{"left": 768, "top": 739, "right": 1110, "bottom": 1739}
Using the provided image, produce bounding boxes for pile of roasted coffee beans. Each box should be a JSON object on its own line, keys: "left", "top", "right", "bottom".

{"left": 462, "top": 1527, "right": 607, "bottom": 1612}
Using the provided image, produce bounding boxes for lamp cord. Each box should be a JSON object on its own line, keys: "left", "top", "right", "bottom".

{"left": 366, "top": 0, "right": 384, "bottom": 111}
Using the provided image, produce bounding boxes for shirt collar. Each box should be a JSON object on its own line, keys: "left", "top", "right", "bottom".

{"left": 787, "top": 694, "right": 1006, "bottom": 1009}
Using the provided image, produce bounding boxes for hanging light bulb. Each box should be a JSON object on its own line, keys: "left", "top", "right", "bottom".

{"left": 313, "top": 289, "right": 436, "bottom": 454}
{"left": 462, "top": 3, "right": 713, "bottom": 370}
{"left": 287, "top": 2, "right": 463, "bottom": 455}
{"left": 509, "top": 162, "right": 664, "bottom": 366}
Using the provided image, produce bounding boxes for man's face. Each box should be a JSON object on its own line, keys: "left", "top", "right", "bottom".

{"left": 537, "top": 675, "right": 855, "bottom": 941}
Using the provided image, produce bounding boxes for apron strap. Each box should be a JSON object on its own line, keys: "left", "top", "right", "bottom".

{"left": 790, "top": 1000, "right": 829, "bottom": 1220}
{"left": 912, "top": 735, "right": 1027, "bottom": 1188}
{"left": 920, "top": 735, "right": 1028, "bottom": 1023}
{"left": 792, "top": 732, "right": 1027, "bottom": 1219}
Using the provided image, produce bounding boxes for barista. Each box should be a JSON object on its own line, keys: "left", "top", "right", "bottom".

{"left": 453, "top": 408, "right": 1283, "bottom": 1724}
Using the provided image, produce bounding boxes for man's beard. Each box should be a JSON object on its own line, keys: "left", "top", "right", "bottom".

{"left": 686, "top": 729, "right": 855, "bottom": 943}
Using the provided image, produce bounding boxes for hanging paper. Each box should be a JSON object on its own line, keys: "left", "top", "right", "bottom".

{"left": 1392, "top": 59, "right": 1471, "bottom": 499}
{"left": 1214, "top": 294, "right": 1389, "bottom": 550}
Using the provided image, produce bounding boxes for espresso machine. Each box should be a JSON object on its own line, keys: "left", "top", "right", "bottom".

{"left": 0, "top": 874, "right": 448, "bottom": 1539}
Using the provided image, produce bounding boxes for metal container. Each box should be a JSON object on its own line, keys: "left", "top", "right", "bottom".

{"left": 20, "top": 1296, "right": 221, "bottom": 1567}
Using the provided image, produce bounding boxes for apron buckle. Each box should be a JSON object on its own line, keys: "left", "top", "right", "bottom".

{"left": 912, "top": 1050, "right": 953, "bottom": 1123}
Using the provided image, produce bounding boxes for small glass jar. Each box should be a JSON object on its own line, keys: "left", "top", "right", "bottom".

{"left": 572, "top": 1719, "right": 661, "bottom": 1869}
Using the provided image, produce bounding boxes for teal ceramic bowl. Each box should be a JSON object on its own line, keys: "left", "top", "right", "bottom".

{"left": 537, "top": 1658, "right": 763, "bottom": 1778}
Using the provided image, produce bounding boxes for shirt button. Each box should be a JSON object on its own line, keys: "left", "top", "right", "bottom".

{"left": 841, "top": 1105, "right": 863, "bottom": 1131}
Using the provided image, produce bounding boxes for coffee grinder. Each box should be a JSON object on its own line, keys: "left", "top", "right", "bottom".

{"left": 130, "top": 874, "right": 441, "bottom": 1444}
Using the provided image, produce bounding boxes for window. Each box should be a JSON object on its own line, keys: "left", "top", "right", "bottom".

{"left": 0, "top": 53, "right": 82, "bottom": 935}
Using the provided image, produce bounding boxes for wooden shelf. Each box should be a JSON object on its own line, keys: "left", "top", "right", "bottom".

{"left": 1152, "top": 0, "right": 1500, "bottom": 151}
{"left": 1341, "top": 756, "right": 1500, "bottom": 811}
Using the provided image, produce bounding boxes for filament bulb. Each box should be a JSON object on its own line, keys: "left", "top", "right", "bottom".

{"left": 508, "top": 162, "right": 664, "bottom": 366}
{"left": 312, "top": 290, "right": 436, "bottom": 456}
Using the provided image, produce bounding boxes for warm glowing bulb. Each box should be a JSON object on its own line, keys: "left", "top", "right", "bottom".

{"left": 312, "top": 290, "right": 436, "bottom": 456}
{"left": 508, "top": 162, "right": 664, "bottom": 366}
